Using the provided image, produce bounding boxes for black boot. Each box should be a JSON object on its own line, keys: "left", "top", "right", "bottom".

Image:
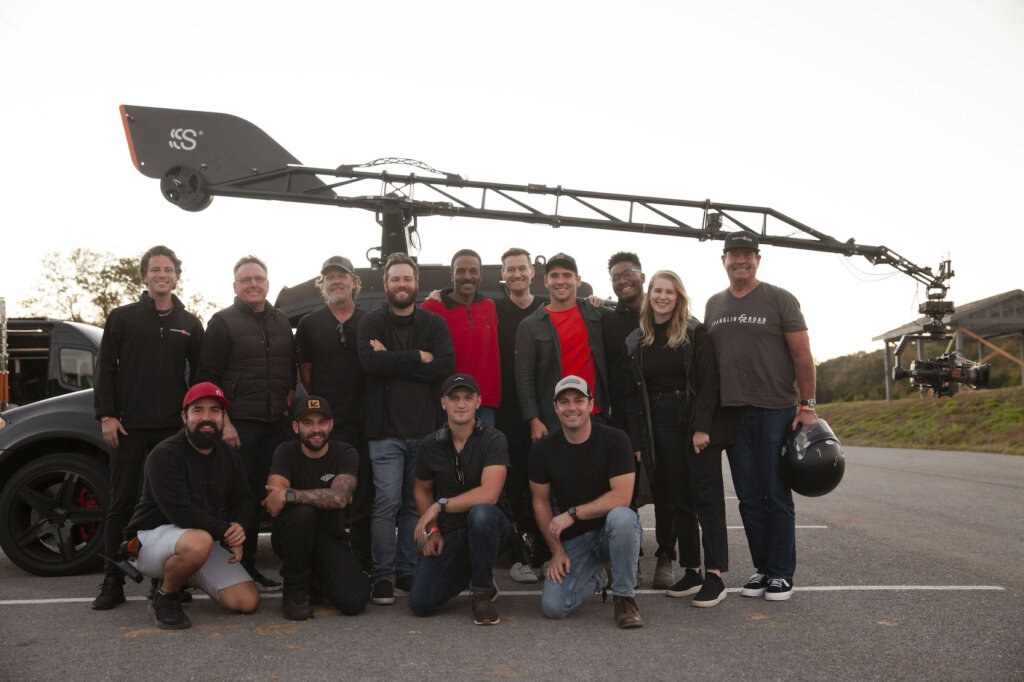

{"left": 92, "top": 575, "right": 126, "bottom": 610}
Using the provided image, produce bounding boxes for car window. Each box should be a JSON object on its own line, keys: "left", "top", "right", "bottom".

{"left": 59, "top": 348, "right": 95, "bottom": 389}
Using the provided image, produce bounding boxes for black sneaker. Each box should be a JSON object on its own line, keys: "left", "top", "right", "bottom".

{"left": 91, "top": 576, "right": 126, "bottom": 610}
{"left": 692, "top": 573, "right": 727, "bottom": 608}
{"left": 740, "top": 572, "right": 769, "bottom": 598}
{"left": 151, "top": 590, "right": 191, "bottom": 630}
{"left": 245, "top": 565, "right": 283, "bottom": 592}
{"left": 666, "top": 568, "right": 703, "bottom": 598}
{"left": 471, "top": 591, "right": 500, "bottom": 626}
{"left": 765, "top": 577, "right": 793, "bottom": 601}
{"left": 282, "top": 592, "right": 313, "bottom": 620}
{"left": 394, "top": 574, "right": 414, "bottom": 593}
{"left": 371, "top": 580, "right": 395, "bottom": 605}
{"left": 146, "top": 578, "right": 193, "bottom": 603}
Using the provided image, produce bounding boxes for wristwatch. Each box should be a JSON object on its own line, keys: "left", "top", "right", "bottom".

{"left": 567, "top": 506, "right": 579, "bottom": 521}
{"left": 799, "top": 399, "right": 817, "bottom": 411}
{"left": 438, "top": 498, "right": 449, "bottom": 514}
{"left": 285, "top": 490, "right": 296, "bottom": 504}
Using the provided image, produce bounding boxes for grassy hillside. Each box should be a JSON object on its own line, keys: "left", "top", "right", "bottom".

{"left": 818, "top": 386, "right": 1024, "bottom": 455}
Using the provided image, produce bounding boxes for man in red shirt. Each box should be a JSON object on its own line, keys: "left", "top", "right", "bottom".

{"left": 515, "top": 253, "right": 610, "bottom": 442}
{"left": 421, "top": 249, "right": 501, "bottom": 426}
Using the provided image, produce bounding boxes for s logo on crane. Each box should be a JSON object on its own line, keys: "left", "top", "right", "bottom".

{"left": 168, "top": 128, "right": 200, "bottom": 151}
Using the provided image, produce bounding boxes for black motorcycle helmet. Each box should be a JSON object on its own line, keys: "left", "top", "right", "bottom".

{"left": 781, "top": 418, "right": 845, "bottom": 497}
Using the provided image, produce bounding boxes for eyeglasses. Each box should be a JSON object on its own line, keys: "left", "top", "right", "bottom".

{"left": 336, "top": 323, "right": 349, "bottom": 349}
{"left": 451, "top": 452, "right": 465, "bottom": 487}
{"left": 610, "top": 268, "right": 641, "bottom": 282}
{"left": 236, "top": 276, "right": 267, "bottom": 285}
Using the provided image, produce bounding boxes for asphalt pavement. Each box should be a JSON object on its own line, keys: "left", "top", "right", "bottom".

{"left": 1, "top": 446, "right": 1021, "bottom": 681}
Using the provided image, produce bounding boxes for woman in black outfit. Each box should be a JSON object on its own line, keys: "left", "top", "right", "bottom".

{"left": 624, "top": 270, "right": 731, "bottom": 607}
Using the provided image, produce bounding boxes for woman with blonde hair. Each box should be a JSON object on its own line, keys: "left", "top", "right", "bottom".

{"left": 624, "top": 270, "right": 731, "bottom": 607}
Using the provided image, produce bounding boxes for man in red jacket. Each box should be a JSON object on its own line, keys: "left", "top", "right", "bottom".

{"left": 421, "top": 249, "right": 501, "bottom": 426}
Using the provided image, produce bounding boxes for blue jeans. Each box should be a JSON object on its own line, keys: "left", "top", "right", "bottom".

{"left": 726, "top": 406, "right": 796, "bottom": 579}
{"left": 408, "top": 504, "right": 510, "bottom": 617}
{"left": 368, "top": 438, "right": 421, "bottom": 583}
{"left": 541, "top": 507, "right": 642, "bottom": 619}
{"left": 476, "top": 407, "right": 496, "bottom": 427}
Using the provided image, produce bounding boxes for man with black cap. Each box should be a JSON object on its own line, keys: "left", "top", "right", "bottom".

{"left": 295, "top": 255, "right": 372, "bottom": 572}
{"left": 529, "top": 376, "right": 642, "bottom": 628}
{"left": 125, "top": 382, "right": 259, "bottom": 630}
{"left": 704, "top": 232, "right": 817, "bottom": 602}
{"left": 263, "top": 396, "right": 370, "bottom": 620}
{"left": 515, "top": 253, "right": 610, "bottom": 441}
{"left": 408, "top": 374, "right": 510, "bottom": 625}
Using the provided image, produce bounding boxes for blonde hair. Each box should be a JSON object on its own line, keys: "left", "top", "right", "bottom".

{"left": 638, "top": 270, "right": 691, "bottom": 349}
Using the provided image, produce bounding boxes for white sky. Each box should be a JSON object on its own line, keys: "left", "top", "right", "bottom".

{"left": 1, "top": 0, "right": 1021, "bottom": 360}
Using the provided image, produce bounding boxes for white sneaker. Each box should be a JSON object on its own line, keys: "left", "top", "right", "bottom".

{"left": 509, "top": 562, "right": 539, "bottom": 583}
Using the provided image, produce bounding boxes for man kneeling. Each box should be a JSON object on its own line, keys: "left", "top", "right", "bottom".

{"left": 409, "top": 374, "right": 510, "bottom": 625}
{"left": 530, "top": 376, "right": 643, "bottom": 628}
{"left": 263, "top": 396, "right": 370, "bottom": 620}
{"left": 126, "top": 382, "right": 259, "bottom": 629}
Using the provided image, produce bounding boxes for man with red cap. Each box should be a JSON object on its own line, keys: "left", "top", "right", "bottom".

{"left": 125, "top": 382, "right": 259, "bottom": 630}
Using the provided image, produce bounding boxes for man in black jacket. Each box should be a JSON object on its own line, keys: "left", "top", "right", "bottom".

{"left": 92, "top": 245, "right": 203, "bottom": 610}
{"left": 357, "top": 253, "right": 454, "bottom": 605}
{"left": 126, "top": 382, "right": 259, "bottom": 629}
{"left": 196, "top": 255, "right": 296, "bottom": 590}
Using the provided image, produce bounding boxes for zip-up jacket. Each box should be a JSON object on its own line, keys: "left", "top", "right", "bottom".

{"left": 94, "top": 292, "right": 203, "bottom": 429}
{"left": 624, "top": 319, "right": 731, "bottom": 467}
{"left": 514, "top": 299, "right": 609, "bottom": 430}
{"left": 195, "top": 298, "right": 296, "bottom": 423}
{"left": 421, "top": 290, "right": 501, "bottom": 407}
{"left": 357, "top": 305, "right": 455, "bottom": 439}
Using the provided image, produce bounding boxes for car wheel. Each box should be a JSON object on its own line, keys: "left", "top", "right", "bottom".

{"left": 0, "top": 454, "right": 109, "bottom": 576}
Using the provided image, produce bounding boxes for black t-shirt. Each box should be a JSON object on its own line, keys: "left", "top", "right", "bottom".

{"left": 384, "top": 313, "right": 435, "bottom": 438}
{"left": 602, "top": 303, "right": 640, "bottom": 425}
{"left": 295, "top": 306, "right": 366, "bottom": 433}
{"left": 269, "top": 440, "right": 359, "bottom": 537}
{"left": 493, "top": 296, "right": 546, "bottom": 410}
{"left": 416, "top": 423, "right": 509, "bottom": 534}
{"left": 528, "top": 423, "right": 634, "bottom": 541}
{"left": 642, "top": 322, "right": 687, "bottom": 393}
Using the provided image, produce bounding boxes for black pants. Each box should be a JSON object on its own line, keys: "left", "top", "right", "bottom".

{"left": 650, "top": 394, "right": 728, "bottom": 572}
{"left": 332, "top": 427, "right": 373, "bottom": 574}
{"left": 233, "top": 417, "right": 292, "bottom": 563}
{"left": 271, "top": 505, "right": 370, "bottom": 615}
{"left": 103, "top": 426, "right": 180, "bottom": 579}
{"left": 495, "top": 406, "right": 539, "bottom": 566}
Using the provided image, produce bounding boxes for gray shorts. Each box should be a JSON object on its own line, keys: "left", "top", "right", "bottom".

{"left": 134, "top": 524, "right": 251, "bottom": 596}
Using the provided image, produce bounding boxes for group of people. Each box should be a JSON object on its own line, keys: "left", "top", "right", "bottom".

{"left": 90, "top": 233, "right": 816, "bottom": 631}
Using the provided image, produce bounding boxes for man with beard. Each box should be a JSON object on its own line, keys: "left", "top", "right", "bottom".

{"left": 263, "top": 396, "right": 369, "bottom": 620}
{"left": 92, "top": 245, "right": 204, "bottom": 610}
{"left": 357, "top": 253, "right": 454, "bottom": 606}
{"left": 126, "top": 382, "right": 259, "bottom": 630}
{"left": 421, "top": 249, "right": 501, "bottom": 426}
{"left": 196, "top": 255, "right": 296, "bottom": 590}
{"left": 295, "top": 256, "right": 371, "bottom": 572}
{"left": 409, "top": 374, "right": 510, "bottom": 625}
{"left": 530, "top": 376, "right": 642, "bottom": 628}
{"left": 516, "top": 253, "right": 610, "bottom": 440}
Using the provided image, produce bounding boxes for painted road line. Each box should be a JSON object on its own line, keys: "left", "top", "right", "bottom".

{"left": 643, "top": 525, "right": 828, "bottom": 531}
{"left": 0, "top": 585, "right": 1005, "bottom": 605}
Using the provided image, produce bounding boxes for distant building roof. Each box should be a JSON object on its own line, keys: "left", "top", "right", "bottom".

{"left": 873, "top": 289, "right": 1024, "bottom": 342}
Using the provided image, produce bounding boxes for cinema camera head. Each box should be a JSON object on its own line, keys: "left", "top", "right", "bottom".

{"left": 892, "top": 349, "right": 990, "bottom": 397}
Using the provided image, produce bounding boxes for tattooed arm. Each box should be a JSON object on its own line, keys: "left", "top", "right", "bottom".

{"left": 263, "top": 473, "right": 357, "bottom": 516}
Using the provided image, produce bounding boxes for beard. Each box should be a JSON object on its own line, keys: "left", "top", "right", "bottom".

{"left": 386, "top": 286, "right": 416, "bottom": 309}
{"left": 299, "top": 430, "right": 329, "bottom": 452}
{"left": 186, "top": 419, "right": 223, "bottom": 450}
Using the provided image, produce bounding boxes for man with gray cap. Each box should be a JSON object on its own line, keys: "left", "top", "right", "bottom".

{"left": 408, "top": 374, "right": 510, "bottom": 625}
{"left": 515, "top": 253, "right": 610, "bottom": 442}
{"left": 295, "top": 255, "right": 372, "bottom": 571}
{"left": 529, "top": 376, "right": 642, "bottom": 628}
{"left": 704, "top": 232, "right": 817, "bottom": 602}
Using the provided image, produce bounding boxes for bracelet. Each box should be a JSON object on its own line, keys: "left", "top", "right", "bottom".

{"left": 426, "top": 526, "right": 440, "bottom": 536}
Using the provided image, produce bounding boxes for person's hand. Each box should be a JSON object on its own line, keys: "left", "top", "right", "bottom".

{"left": 422, "top": 532, "right": 444, "bottom": 557}
{"left": 263, "top": 484, "right": 287, "bottom": 517}
{"left": 223, "top": 522, "right": 245, "bottom": 548}
{"left": 792, "top": 409, "right": 818, "bottom": 431}
{"left": 530, "top": 418, "right": 548, "bottom": 442}
{"left": 584, "top": 295, "right": 605, "bottom": 308}
{"left": 548, "top": 512, "right": 575, "bottom": 540}
{"left": 228, "top": 545, "right": 243, "bottom": 564}
{"left": 427, "top": 289, "right": 442, "bottom": 302}
{"left": 222, "top": 422, "right": 241, "bottom": 449}
{"left": 546, "top": 550, "right": 571, "bottom": 584}
{"left": 633, "top": 450, "right": 642, "bottom": 463}
{"left": 101, "top": 418, "right": 127, "bottom": 449}
{"left": 419, "top": 350, "right": 434, "bottom": 363}
{"left": 692, "top": 431, "right": 710, "bottom": 454}
{"left": 369, "top": 339, "right": 387, "bottom": 352}
{"left": 414, "top": 504, "right": 440, "bottom": 543}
